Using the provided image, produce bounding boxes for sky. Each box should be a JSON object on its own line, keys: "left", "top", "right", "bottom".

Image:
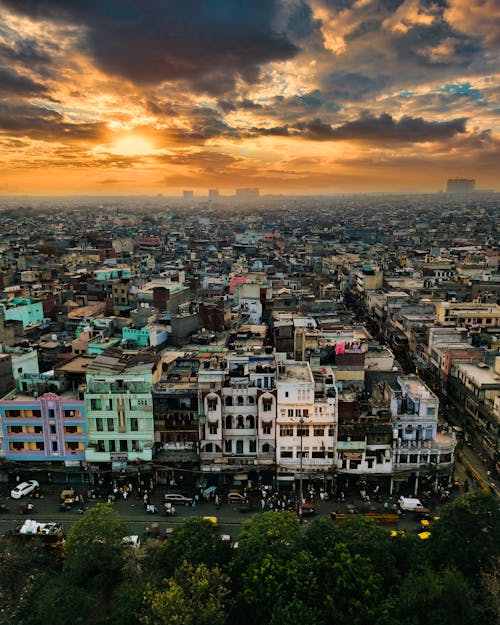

{"left": 0, "top": 0, "right": 499, "bottom": 195}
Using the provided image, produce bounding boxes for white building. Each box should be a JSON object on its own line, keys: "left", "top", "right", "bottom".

{"left": 275, "top": 360, "right": 337, "bottom": 490}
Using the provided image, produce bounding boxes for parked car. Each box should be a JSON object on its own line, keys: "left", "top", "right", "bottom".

{"left": 164, "top": 493, "right": 193, "bottom": 505}
{"left": 227, "top": 491, "right": 246, "bottom": 504}
{"left": 11, "top": 480, "right": 39, "bottom": 500}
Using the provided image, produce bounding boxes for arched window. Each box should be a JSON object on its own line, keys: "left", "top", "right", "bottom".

{"left": 237, "top": 395, "right": 244, "bottom": 405}
{"left": 225, "top": 396, "right": 233, "bottom": 407}
{"left": 246, "top": 415, "right": 255, "bottom": 428}
{"left": 237, "top": 416, "right": 244, "bottom": 429}
{"left": 225, "top": 415, "right": 232, "bottom": 429}
{"left": 262, "top": 443, "right": 270, "bottom": 453}
{"left": 248, "top": 395, "right": 255, "bottom": 404}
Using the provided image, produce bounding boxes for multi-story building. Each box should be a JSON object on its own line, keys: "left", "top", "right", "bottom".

{"left": 387, "top": 375, "right": 456, "bottom": 494}
{"left": 1, "top": 296, "right": 44, "bottom": 328}
{"left": 447, "top": 357, "right": 500, "bottom": 466}
{"left": 198, "top": 353, "right": 277, "bottom": 488}
{"left": 84, "top": 349, "right": 161, "bottom": 469}
{"left": 275, "top": 360, "right": 337, "bottom": 491}
{"left": 0, "top": 391, "right": 86, "bottom": 463}
{"left": 153, "top": 355, "right": 200, "bottom": 482}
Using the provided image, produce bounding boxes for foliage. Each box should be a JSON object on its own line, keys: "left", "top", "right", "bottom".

{"left": 63, "top": 503, "right": 130, "bottom": 587}
{"left": 161, "top": 517, "right": 232, "bottom": 576}
{"left": 388, "top": 565, "right": 480, "bottom": 625}
{"left": 425, "top": 493, "right": 500, "bottom": 578}
{"left": 141, "top": 561, "right": 231, "bottom": 625}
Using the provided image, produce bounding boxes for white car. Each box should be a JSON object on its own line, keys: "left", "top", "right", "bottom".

{"left": 11, "top": 480, "right": 39, "bottom": 499}
{"left": 164, "top": 493, "right": 193, "bottom": 505}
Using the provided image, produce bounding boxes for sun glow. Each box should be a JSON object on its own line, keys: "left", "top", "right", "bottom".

{"left": 111, "top": 135, "right": 154, "bottom": 156}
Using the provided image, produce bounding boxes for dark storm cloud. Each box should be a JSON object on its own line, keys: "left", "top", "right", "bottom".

{"left": 0, "top": 102, "right": 106, "bottom": 142}
{"left": 3, "top": 0, "right": 304, "bottom": 94}
{"left": 0, "top": 66, "right": 51, "bottom": 97}
{"left": 252, "top": 113, "right": 467, "bottom": 142}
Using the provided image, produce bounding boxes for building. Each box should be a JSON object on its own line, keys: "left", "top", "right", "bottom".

{"left": 183, "top": 190, "right": 194, "bottom": 200}
{"left": 235, "top": 188, "right": 259, "bottom": 199}
{"left": 447, "top": 178, "right": 475, "bottom": 193}
{"left": 84, "top": 349, "right": 161, "bottom": 471}
{"left": 275, "top": 360, "right": 337, "bottom": 491}
{"left": 0, "top": 391, "right": 86, "bottom": 463}
{"left": 386, "top": 375, "right": 456, "bottom": 495}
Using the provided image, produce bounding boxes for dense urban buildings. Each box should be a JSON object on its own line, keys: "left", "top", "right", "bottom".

{"left": 0, "top": 193, "right": 497, "bottom": 498}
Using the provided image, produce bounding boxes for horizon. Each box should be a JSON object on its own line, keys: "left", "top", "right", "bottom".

{"left": 1, "top": 1, "right": 499, "bottom": 195}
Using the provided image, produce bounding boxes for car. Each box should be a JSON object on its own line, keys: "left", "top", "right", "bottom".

{"left": 11, "top": 480, "right": 39, "bottom": 499}
{"left": 164, "top": 493, "right": 193, "bottom": 505}
{"left": 227, "top": 491, "right": 246, "bottom": 504}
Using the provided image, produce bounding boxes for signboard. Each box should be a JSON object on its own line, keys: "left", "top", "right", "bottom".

{"left": 111, "top": 453, "right": 128, "bottom": 462}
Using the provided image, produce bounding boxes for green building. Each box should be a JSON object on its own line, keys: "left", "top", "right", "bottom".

{"left": 84, "top": 348, "right": 161, "bottom": 467}
{"left": 1, "top": 297, "right": 44, "bottom": 328}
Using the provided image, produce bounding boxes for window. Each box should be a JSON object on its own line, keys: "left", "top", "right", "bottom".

{"left": 207, "top": 399, "right": 217, "bottom": 411}
{"left": 288, "top": 409, "right": 294, "bottom": 417}
{"left": 262, "top": 443, "right": 271, "bottom": 453}
{"left": 249, "top": 440, "right": 257, "bottom": 453}
{"left": 50, "top": 425, "right": 56, "bottom": 435}
{"left": 248, "top": 396, "right": 255, "bottom": 404}
{"left": 285, "top": 391, "right": 289, "bottom": 397}
{"left": 349, "top": 459, "right": 361, "bottom": 469}
{"left": 237, "top": 395, "right": 244, "bottom": 405}
{"left": 209, "top": 424, "right": 218, "bottom": 435}
{"left": 225, "top": 396, "right": 233, "bottom": 407}
{"left": 297, "top": 427, "right": 309, "bottom": 437}
{"left": 109, "top": 440, "right": 116, "bottom": 452}
{"left": 263, "top": 398, "right": 273, "bottom": 412}
{"left": 427, "top": 406, "right": 435, "bottom": 416}
{"left": 313, "top": 428, "right": 324, "bottom": 437}
{"left": 312, "top": 451, "right": 326, "bottom": 458}
{"left": 225, "top": 440, "right": 232, "bottom": 452}
{"left": 367, "top": 459, "right": 374, "bottom": 469}
{"left": 107, "top": 418, "right": 114, "bottom": 432}
{"left": 48, "top": 409, "right": 55, "bottom": 419}
{"left": 107, "top": 398, "right": 113, "bottom": 410}
{"left": 90, "top": 398, "right": 102, "bottom": 411}
{"left": 281, "top": 450, "right": 293, "bottom": 458}
{"left": 236, "top": 440, "right": 244, "bottom": 454}
{"left": 303, "top": 409, "right": 309, "bottom": 418}
{"left": 96, "top": 418, "right": 103, "bottom": 432}
{"left": 280, "top": 427, "right": 293, "bottom": 436}
{"left": 120, "top": 440, "right": 128, "bottom": 452}
{"left": 225, "top": 415, "right": 232, "bottom": 429}
{"left": 130, "top": 418, "right": 138, "bottom": 432}
{"left": 52, "top": 441, "right": 58, "bottom": 452}
{"left": 297, "top": 450, "right": 309, "bottom": 458}
{"left": 262, "top": 424, "right": 272, "bottom": 435}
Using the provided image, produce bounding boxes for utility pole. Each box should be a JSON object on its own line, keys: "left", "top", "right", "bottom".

{"left": 298, "top": 416, "right": 304, "bottom": 523}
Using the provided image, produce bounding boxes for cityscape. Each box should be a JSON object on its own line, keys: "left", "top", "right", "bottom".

{"left": 0, "top": 1, "right": 499, "bottom": 625}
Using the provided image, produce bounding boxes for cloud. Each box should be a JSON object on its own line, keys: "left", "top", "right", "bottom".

{"left": 3, "top": 0, "right": 304, "bottom": 94}
{"left": 252, "top": 113, "right": 468, "bottom": 142}
{"left": 0, "top": 102, "right": 107, "bottom": 142}
{"left": 445, "top": 0, "right": 500, "bottom": 49}
{"left": 0, "top": 66, "right": 51, "bottom": 97}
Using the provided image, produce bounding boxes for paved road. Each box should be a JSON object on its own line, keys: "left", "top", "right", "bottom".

{"left": 0, "top": 484, "right": 471, "bottom": 540}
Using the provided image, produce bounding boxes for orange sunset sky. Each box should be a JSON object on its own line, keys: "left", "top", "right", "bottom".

{"left": 0, "top": 0, "right": 499, "bottom": 195}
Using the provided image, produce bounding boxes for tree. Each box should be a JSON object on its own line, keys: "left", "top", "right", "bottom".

{"left": 426, "top": 493, "right": 500, "bottom": 579}
{"left": 161, "top": 518, "right": 232, "bottom": 576}
{"left": 389, "top": 565, "right": 480, "bottom": 625}
{"left": 63, "top": 503, "right": 130, "bottom": 587}
{"left": 141, "top": 561, "right": 231, "bottom": 625}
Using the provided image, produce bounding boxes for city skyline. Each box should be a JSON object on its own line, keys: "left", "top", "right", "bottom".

{"left": 1, "top": 0, "right": 499, "bottom": 195}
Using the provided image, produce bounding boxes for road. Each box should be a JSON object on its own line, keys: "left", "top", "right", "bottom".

{"left": 0, "top": 482, "right": 476, "bottom": 540}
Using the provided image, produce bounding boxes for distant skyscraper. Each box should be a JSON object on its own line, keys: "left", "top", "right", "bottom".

{"left": 447, "top": 178, "right": 475, "bottom": 193}
{"left": 235, "top": 187, "right": 259, "bottom": 199}
{"left": 183, "top": 190, "right": 194, "bottom": 200}
{"left": 208, "top": 189, "right": 219, "bottom": 200}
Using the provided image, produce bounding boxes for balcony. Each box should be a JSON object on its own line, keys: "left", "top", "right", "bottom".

{"left": 278, "top": 457, "right": 333, "bottom": 468}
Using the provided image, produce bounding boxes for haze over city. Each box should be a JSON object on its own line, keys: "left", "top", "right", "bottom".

{"left": 1, "top": 0, "right": 499, "bottom": 195}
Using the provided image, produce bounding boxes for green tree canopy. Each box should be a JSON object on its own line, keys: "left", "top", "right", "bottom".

{"left": 141, "top": 561, "right": 231, "bottom": 625}
{"left": 63, "top": 503, "right": 130, "bottom": 587}
{"left": 425, "top": 493, "right": 500, "bottom": 578}
{"left": 160, "top": 517, "right": 232, "bottom": 576}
